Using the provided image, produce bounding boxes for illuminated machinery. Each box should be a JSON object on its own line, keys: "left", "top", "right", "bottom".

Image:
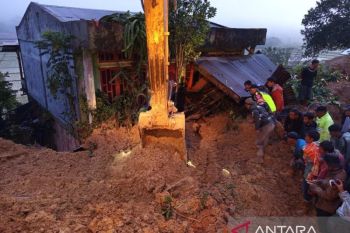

{"left": 138, "top": 0, "right": 187, "bottom": 160}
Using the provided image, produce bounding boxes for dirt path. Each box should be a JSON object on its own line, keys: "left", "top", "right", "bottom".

{"left": 0, "top": 114, "right": 311, "bottom": 232}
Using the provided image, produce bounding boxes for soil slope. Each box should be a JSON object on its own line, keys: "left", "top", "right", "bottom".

{"left": 0, "top": 115, "right": 309, "bottom": 233}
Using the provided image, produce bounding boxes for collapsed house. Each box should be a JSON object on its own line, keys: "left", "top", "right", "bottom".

{"left": 16, "top": 2, "right": 290, "bottom": 151}
{"left": 16, "top": 2, "right": 138, "bottom": 150}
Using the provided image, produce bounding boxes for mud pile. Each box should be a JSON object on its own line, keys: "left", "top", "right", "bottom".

{"left": 0, "top": 114, "right": 310, "bottom": 233}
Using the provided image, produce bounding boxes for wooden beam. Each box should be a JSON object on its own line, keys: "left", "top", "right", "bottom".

{"left": 98, "top": 60, "right": 134, "bottom": 69}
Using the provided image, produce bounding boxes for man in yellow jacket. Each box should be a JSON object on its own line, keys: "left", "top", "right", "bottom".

{"left": 316, "top": 106, "right": 334, "bottom": 142}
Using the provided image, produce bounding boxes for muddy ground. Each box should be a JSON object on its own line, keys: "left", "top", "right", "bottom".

{"left": 0, "top": 113, "right": 311, "bottom": 233}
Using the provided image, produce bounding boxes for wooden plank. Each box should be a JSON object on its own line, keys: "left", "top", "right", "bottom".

{"left": 83, "top": 49, "right": 96, "bottom": 110}
{"left": 98, "top": 60, "right": 134, "bottom": 69}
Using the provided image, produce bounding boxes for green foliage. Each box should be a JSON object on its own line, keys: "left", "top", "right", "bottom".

{"left": 111, "top": 69, "right": 148, "bottom": 127}
{"left": 0, "top": 72, "right": 18, "bottom": 114}
{"left": 76, "top": 91, "right": 115, "bottom": 139}
{"left": 100, "top": 12, "right": 147, "bottom": 74}
{"left": 169, "top": 0, "right": 217, "bottom": 81}
{"left": 94, "top": 91, "right": 115, "bottom": 124}
{"left": 301, "top": 0, "right": 350, "bottom": 56}
{"left": 36, "top": 31, "right": 77, "bottom": 127}
{"left": 287, "top": 64, "right": 343, "bottom": 105}
{"left": 200, "top": 191, "right": 209, "bottom": 210}
{"left": 262, "top": 47, "right": 293, "bottom": 66}
{"left": 161, "top": 195, "right": 173, "bottom": 220}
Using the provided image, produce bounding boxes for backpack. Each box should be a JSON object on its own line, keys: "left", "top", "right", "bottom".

{"left": 259, "top": 91, "right": 277, "bottom": 113}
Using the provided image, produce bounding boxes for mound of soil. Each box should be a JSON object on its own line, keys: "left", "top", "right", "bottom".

{"left": 0, "top": 114, "right": 310, "bottom": 233}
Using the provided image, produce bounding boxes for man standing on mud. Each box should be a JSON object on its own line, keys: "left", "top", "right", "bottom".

{"left": 299, "top": 59, "right": 319, "bottom": 105}
{"left": 245, "top": 98, "right": 275, "bottom": 164}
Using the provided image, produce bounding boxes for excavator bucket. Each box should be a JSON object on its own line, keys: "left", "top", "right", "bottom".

{"left": 138, "top": 0, "right": 187, "bottom": 160}
{"left": 139, "top": 111, "right": 187, "bottom": 160}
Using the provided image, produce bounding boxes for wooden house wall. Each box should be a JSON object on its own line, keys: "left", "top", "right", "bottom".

{"left": 16, "top": 3, "right": 88, "bottom": 124}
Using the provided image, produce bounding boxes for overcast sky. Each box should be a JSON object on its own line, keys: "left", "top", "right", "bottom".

{"left": 0, "top": 0, "right": 318, "bottom": 44}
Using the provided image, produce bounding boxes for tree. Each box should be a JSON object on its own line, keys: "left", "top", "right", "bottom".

{"left": 262, "top": 47, "right": 293, "bottom": 67}
{"left": 0, "top": 71, "right": 18, "bottom": 115}
{"left": 301, "top": 0, "right": 350, "bottom": 56}
{"left": 169, "top": 0, "right": 216, "bottom": 83}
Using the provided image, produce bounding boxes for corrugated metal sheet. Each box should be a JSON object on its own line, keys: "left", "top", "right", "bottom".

{"left": 37, "top": 3, "right": 119, "bottom": 22}
{"left": 196, "top": 54, "right": 276, "bottom": 98}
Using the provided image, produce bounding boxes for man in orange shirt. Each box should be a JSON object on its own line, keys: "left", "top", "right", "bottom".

{"left": 266, "top": 77, "right": 284, "bottom": 112}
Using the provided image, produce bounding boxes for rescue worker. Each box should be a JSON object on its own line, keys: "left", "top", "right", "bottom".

{"left": 249, "top": 84, "right": 276, "bottom": 114}
{"left": 244, "top": 98, "right": 275, "bottom": 164}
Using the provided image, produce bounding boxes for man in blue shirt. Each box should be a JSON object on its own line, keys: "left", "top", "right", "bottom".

{"left": 287, "top": 132, "right": 306, "bottom": 170}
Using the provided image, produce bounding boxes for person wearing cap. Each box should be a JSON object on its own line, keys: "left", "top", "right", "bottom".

{"left": 266, "top": 77, "right": 284, "bottom": 112}
{"left": 244, "top": 98, "right": 275, "bottom": 163}
{"left": 249, "top": 84, "right": 276, "bottom": 113}
{"left": 299, "top": 59, "right": 320, "bottom": 105}
{"left": 316, "top": 106, "right": 334, "bottom": 142}
{"left": 287, "top": 132, "right": 306, "bottom": 171}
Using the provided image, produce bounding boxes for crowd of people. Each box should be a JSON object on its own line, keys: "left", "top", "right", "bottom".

{"left": 243, "top": 60, "right": 350, "bottom": 232}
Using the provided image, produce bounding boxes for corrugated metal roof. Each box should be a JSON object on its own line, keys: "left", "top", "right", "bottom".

{"left": 36, "top": 2, "right": 120, "bottom": 22}
{"left": 196, "top": 54, "right": 277, "bottom": 98}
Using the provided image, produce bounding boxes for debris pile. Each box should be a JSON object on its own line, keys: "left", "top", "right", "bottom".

{"left": 0, "top": 114, "right": 310, "bottom": 232}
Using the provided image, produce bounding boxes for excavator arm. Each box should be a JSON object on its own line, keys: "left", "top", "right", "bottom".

{"left": 138, "top": 0, "right": 187, "bottom": 160}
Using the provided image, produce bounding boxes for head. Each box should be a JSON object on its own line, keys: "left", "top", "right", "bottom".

{"left": 244, "top": 98, "right": 255, "bottom": 110}
{"left": 287, "top": 132, "right": 299, "bottom": 146}
{"left": 244, "top": 80, "right": 252, "bottom": 92}
{"left": 315, "top": 106, "right": 327, "bottom": 118}
{"left": 305, "top": 130, "right": 320, "bottom": 144}
{"left": 344, "top": 108, "right": 350, "bottom": 117}
{"left": 266, "top": 77, "right": 276, "bottom": 88}
{"left": 249, "top": 84, "right": 258, "bottom": 95}
{"left": 289, "top": 109, "right": 300, "bottom": 120}
{"left": 329, "top": 124, "right": 342, "bottom": 139}
{"left": 303, "top": 112, "right": 315, "bottom": 125}
{"left": 319, "top": 140, "right": 335, "bottom": 156}
{"left": 310, "top": 59, "right": 320, "bottom": 70}
{"left": 324, "top": 152, "right": 341, "bottom": 169}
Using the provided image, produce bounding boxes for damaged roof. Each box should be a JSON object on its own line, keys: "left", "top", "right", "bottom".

{"left": 33, "top": 2, "right": 119, "bottom": 22}
{"left": 196, "top": 54, "right": 279, "bottom": 101}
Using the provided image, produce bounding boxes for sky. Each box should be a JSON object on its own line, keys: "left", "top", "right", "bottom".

{"left": 0, "top": 0, "right": 318, "bottom": 44}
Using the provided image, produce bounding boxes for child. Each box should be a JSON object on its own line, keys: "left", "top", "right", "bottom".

{"left": 302, "top": 130, "right": 320, "bottom": 202}
{"left": 303, "top": 112, "right": 317, "bottom": 134}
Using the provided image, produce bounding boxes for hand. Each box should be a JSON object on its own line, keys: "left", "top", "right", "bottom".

{"left": 335, "top": 180, "right": 344, "bottom": 192}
